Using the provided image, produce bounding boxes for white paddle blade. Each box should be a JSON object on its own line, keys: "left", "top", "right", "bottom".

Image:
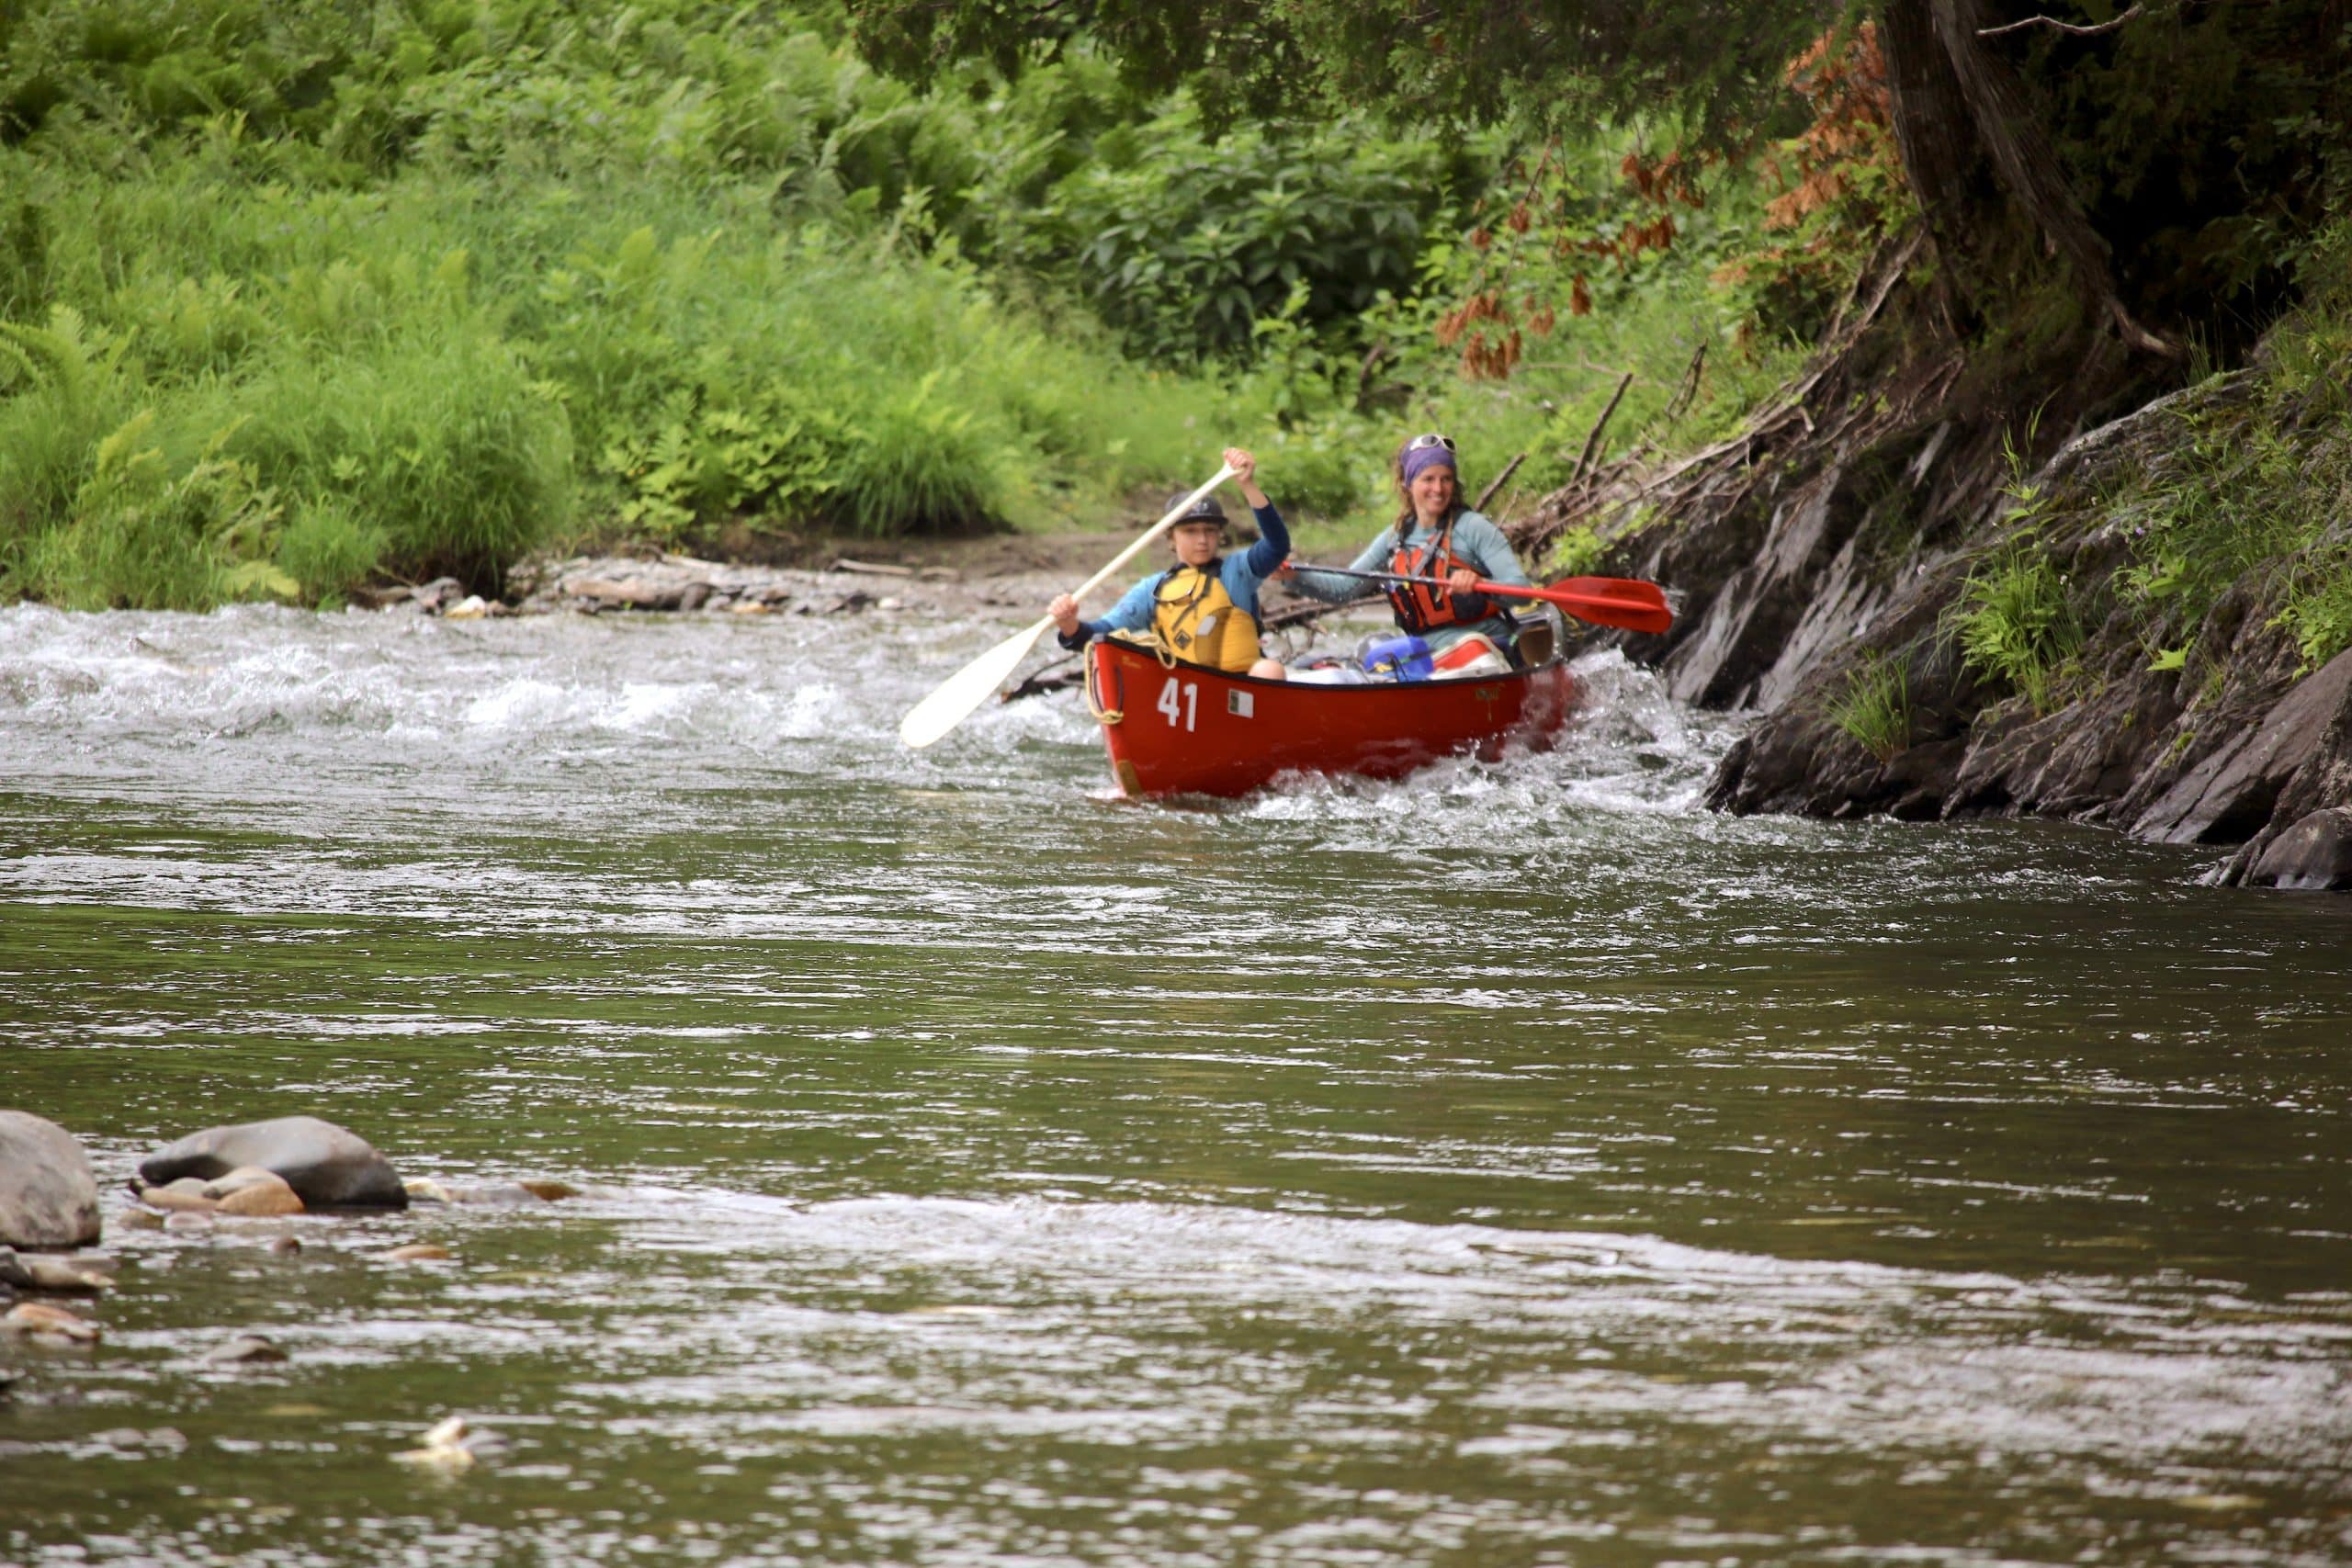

{"left": 898, "top": 616, "right": 1053, "bottom": 750}
{"left": 898, "top": 461, "right": 1238, "bottom": 751}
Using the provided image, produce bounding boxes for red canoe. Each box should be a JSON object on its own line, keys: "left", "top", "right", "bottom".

{"left": 1081, "top": 635, "right": 1579, "bottom": 798}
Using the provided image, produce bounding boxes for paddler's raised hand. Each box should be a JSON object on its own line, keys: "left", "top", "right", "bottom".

{"left": 1442, "top": 566, "right": 1480, "bottom": 597}
{"left": 1048, "top": 593, "right": 1081, "bottom": 636}
{"left": 1223, "top": 446, "right": 1268, "bottom": 509}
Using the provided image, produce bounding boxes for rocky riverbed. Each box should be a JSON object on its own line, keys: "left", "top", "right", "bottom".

{"left": 2, "top": 1111, "right": 579, "bottom": 1405}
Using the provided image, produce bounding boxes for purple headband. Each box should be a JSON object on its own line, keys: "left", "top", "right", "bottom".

{"left": 1400, "top": 444, "right": 1457, "bottom": 485}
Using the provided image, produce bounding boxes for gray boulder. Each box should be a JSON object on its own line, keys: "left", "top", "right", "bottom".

{"left": 2246, "top": 807, "right": 2352, "bottom": 891}
{"left": 0, "top": 1111, "right": 102, "bottom": 1249}
{"left": 139, "top": 1116, "right": 406, "bottom": 1209}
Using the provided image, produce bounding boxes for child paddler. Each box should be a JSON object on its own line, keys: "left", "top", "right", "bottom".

{"left": 1047, "top": 447, "right": 1291, "bottom": 676}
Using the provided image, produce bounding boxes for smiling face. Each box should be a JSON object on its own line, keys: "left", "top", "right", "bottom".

{"left": 1408, "top": 463, "right": 1457, "bottom": 524}
{"left": 1170, "top": 521, "right": 1225, "bottom": 568}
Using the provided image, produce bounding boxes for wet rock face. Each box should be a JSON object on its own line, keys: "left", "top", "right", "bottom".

{"left": 139, "top": 1117, "right": 406, "bottom": 1210}
{"left": 0, "top": 1111, "right": 102, "bottom": 1249}
{"left": 1672, "top": 360, "right": 2351, "bottom": 886}
{"left": 2244, "top": 807, "right": 2352, "bottom": 890}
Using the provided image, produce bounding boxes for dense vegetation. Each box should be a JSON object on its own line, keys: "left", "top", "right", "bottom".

{"left": 855, "top": 0, "right": 2352, "bottom": 682}
{"left": 0, "top": 0, "right": 1784, "bottom": 609}
{"left": 6, "top": 0, "right": 2343, "bottom": 659}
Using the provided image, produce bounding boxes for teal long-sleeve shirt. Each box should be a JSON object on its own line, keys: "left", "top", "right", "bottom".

{"left": 1285, "top": 509, "right": 1532, "bottom": 605}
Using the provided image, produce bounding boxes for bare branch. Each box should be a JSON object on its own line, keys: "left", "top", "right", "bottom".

{"left": 1977, "top": 3, "right": 2143, "bottom": 40}
{"left": 1474, "top": 451, "right": 1527, "bottom": 513}
{"left": 1573, "top": 373, "right": 1636, "bottom": 482}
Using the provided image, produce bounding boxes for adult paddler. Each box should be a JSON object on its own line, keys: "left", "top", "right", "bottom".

{"left": 1284, "top": 432, "right": 1539, "bottom": 661}
{"left": 1047, "top": 446, "right": 1291, "bottom": 675}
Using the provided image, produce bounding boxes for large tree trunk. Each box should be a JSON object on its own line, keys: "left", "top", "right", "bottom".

{"left": 1883, "top": 0, "right": 2181, "bottom": 359}
{"left": 1878, "top": 0, "right": 1980, "bottom": 250}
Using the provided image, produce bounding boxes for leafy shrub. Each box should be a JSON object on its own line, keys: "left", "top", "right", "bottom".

{"left": 13, "top": 410, "right": 295, "bottom": 611}
{"left": 1827, "top": 649, "right": 1913, "bottom": 763}
{"left": 1042, "top": 105, "right": 1472, "bottom": 364}
{"left": 1949, "top": 547, "right": 2081, "bottom": 714}
{"left": 272, "top": 496, "right": 386, "bottom": 605}
{"left": 222, "top": 332, "right": 575, "bottom": 587}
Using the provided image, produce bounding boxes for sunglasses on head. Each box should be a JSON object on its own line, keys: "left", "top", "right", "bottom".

{"left": 1405, "top": 433, "right": 1457, "bottom": 453}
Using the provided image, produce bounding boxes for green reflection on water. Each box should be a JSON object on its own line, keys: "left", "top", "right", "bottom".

{"left": 5, "top": 781, "right": 2351, "bottom": 1565}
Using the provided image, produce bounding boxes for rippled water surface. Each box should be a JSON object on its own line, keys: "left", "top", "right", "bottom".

{"left": 4, "top": 601, "right": 2349, "bottom": 1566}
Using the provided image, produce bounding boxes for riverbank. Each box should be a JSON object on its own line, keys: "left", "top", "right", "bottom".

{"left": 1532, "top": 245, "right": 2352, "bottom": 895}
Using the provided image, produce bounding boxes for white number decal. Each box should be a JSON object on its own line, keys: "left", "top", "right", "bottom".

{"left": 1156, "top": 678, "right": 1198, "bottom": 731}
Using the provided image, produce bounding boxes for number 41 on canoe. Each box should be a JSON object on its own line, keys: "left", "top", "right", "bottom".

{"left": 895, "top": 464, "right": 1673, "bottom": 750}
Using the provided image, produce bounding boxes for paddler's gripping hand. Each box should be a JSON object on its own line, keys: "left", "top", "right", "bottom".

{"left": 1223, "top": 446, "right": 1268, "bottom": 510}
{"left": 1443, "top": 567, "right": 1480, "bottom": 596}
{"left": 1048, "top": 593, "right": 1081, "bottom": 636}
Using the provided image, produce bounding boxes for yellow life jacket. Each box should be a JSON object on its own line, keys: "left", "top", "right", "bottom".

{"left": 1149, "top": 562, "right": 1260, "bottom": 672}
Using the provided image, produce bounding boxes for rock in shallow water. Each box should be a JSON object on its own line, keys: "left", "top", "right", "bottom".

{"left": 140, "top": 1117, "right": 405, "bottom": 1209}
{"left": 392, "top": 1413, "right": 507, "bottom": 1470}
{"left": 407, "top": 1175, "right": 569, "bottom": 1205}
{"left": 0, "top": 1111, "right": 102, "bottom": 1249}
{"left": 2246, "top": 807, "right": 2352, "bottom": 890}
{"left": 205, "top": 1333, "right": 288, "bottom": 1364}
{"left": 0, "top": 1247, "right": 110, "bottom": 1292}
{"left": 4, "top": 1302, "right": 99, "bottom": 1342}
{"left": 138, "top": 1185, "right": 221, "bottom": 1214}
{"left": 215, "top": 1172, "right": 305, "bottom": 1218}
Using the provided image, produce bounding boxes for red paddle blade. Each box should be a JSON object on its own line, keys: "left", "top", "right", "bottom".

{"left": 1471, "top": 576, "right": 1675, "bottom": 634}
{"left": 1548, "top": 575, "right": 1669, "bottom": 610}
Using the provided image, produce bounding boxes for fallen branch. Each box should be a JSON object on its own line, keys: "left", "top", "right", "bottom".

{"left": 1659, "top": 342, "right": 1706, "bottom": 428}
{"left": 1572, "top": 374, "right": 1635, "bottom": 483}
{"left": 1475, "top": 452, "right": 1527, "bottom": 513}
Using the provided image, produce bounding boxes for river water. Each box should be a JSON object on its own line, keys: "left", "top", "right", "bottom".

{"left": 3, "top": 600, "right": 2349, "bottom": 1567}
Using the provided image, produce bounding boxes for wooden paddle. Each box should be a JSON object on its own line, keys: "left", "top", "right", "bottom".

{"left": 1298, "top": 566, "right": 1674, "bottom": 635}
{"left": 899, "top": 464, "right": 1240, "bottom": 750}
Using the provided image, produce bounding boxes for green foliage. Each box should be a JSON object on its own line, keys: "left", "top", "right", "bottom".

{"left": 2275, "top": 551, "right": 2352, "bottom": 671}
{"left": 223, "top": 331, "right": 576, "bottom": 586}
{"left": 1945, "top": 424, "right": 2083, "bottom": 712}
{"left": 1827, "top": 649, "right": 1913, "bottom": 763}
{"left": 0, "top": 2, "right": 1285, "bottom": 604}
{"left": 15, "top": 410, "right": 288, "bottom": 611}
{"left": 1949, "top": 546, "right": 2082, "bottom": 715}
{"left": 2087, "top": 233, "right": 2352, "bottom": 676}
{"left": 1044, "top": 105, "right": 1473, "bottom": 364}
{"left": 1544, "top": 525, "right": 1607, "bottom": 579}
{"left": 272, "top": 498, "right": 386, "bottom": 607}
{"left": 2117, "top": 423, "right": 2300, "bottom": 637}
{"left": 844, "top": 0, "right": 1826, "bottom": 146}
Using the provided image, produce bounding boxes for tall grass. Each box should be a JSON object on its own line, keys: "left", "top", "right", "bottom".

{"left": 1948, "top": 547, "right": 2082, "bottom": 714}
{"left": 0, "top": 140, "right": 1241, "bottom": 601}
{"left": 1827, "top": 649, "right": 1914, "bottom": 762}
{"left": 0, "top": 0, "right": 1789, "bottom": 608}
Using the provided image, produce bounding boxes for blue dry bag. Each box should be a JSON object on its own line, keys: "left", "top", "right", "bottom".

{"left": 1362, "top": 635, "right": 1433, "bottom": 682}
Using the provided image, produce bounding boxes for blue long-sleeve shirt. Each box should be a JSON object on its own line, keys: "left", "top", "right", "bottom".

{"left": 1057, "top": 502, "right": 1292, "bottom": 649}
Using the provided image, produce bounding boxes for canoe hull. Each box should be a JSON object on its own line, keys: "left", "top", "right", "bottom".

{"left": 1085, "top": 637, "right": 1578, "bottom": 798}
